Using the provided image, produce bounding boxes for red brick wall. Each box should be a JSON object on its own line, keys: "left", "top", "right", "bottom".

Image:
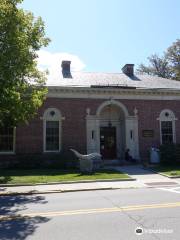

{"left": 126, "top": 100, "right": 180, "bottom": 160}
{"left": 16, "top": 118, "right": 43, "bottom": 154}
{"left": 1, "top": 97, "right": 180, "bottom": 161}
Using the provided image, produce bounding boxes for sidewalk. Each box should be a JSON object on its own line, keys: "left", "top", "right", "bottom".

{"left": 0, "top": 165, "right": 180, "bottom": 196}
{"left": 113, "top": 165, "right": 180, "bottom": 186}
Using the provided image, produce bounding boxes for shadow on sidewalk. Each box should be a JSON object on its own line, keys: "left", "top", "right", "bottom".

{"left": 116, "top": 165, "right": 157, "bottom": 176}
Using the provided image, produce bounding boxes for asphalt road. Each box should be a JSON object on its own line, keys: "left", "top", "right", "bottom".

{"left": 0, "top": 187, "right": 180, "bottom": 240}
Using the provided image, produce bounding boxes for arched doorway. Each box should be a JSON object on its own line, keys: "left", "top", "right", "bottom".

{"left": 86, "top": 100, "right": 139, "bottom": 161}
{"left": 98, "top": 104, "right": 126, "bottom": 159}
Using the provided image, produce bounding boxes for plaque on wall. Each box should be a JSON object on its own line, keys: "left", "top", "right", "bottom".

{"left": 142, "top": 130, "right": 154, "bottom": 138}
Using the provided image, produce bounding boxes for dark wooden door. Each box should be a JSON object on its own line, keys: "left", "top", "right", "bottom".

{"left": 100, "top": 127, "right": 117, "bottom": 159}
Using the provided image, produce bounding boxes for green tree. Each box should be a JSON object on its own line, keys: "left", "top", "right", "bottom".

{"left": 166, "top": 39, "right": 180, "bottom": 80}
{"left": 137, "top": 54, "right": 172, "bottom": 78}
{"left": 0, "top": 0, "right": 50, "bottom": 127}
{"left": 137, "top": 39, "right": 180, "bottom": 80}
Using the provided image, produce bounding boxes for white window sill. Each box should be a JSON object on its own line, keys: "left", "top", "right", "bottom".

{"left": 43, "top": 150, "right": 61, "bottom": 153}
{"left": 0, "top": 152, "right": 15, "bottom": 155}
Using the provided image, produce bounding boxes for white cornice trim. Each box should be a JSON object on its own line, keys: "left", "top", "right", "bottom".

{"left": 47, "top": 86, "right": 180, "bottom": 100}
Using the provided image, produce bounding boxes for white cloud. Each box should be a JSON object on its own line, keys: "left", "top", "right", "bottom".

{"left": 36, "top": 50, "right": 86, "bottom": 85}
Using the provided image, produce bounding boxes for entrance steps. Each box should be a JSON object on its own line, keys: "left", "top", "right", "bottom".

{"left": 103, "top": 159, "right": 135, "bottom": 166}
{"left": 103, "top": 159, "right": 122, "bottom": 166}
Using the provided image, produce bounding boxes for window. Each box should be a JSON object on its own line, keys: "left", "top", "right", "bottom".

{"left": 0, "top": 127, "right": 15, "bottom": 153}
{"left": 46, "top": 121, "right": 59, "bottom": 151}
{"left": 43, "top": 108, "right": 61, "bottom": 152}
{"left": 158, "top": 110, "right": 176, "bottom": 144}
{"left": 161, "top": 121, "right": 173, "bottom": 144}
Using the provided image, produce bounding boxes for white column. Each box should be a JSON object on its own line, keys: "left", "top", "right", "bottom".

{"left": 95, "top": 119, "right": 100, "bottom": 154}
{"left": 125, "top": 116, "right": 139, "bottom": 160}
{"left": 86, "top": 115, "right": 98, "bottom": 154}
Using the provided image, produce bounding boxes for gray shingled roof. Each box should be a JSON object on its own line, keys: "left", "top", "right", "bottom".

{"left": 47, "top": 71, "right": 180, "bottom": 90}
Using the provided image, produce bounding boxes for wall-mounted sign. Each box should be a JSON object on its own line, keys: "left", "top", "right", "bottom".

{"left": 142, "top": 130, "right": 154, "bottom": 138}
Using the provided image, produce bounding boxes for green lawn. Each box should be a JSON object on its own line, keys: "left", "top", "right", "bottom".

{"left": 0, "top": 169, "right": 130, "bottom": 184}
{"left": 153, "top": 166, "right": 180, "bottom": 177}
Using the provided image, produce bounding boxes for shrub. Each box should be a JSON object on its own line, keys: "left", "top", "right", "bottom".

{"left": 159, "top": 144, "right": 180, "bottom": 165}
{"left": 175, "top": 144, "right": 180, "bottom": 163}
{"left": 4, "top": 150, "right": 78, "bottom": 169}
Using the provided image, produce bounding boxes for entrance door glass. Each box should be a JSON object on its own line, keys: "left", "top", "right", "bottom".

{"left": 100, "top": 127, "right": 117, "bottom": 159}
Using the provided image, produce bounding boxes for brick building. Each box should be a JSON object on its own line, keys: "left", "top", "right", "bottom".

{"left": 1, "top": 61, "right": 180, "bottom": 164}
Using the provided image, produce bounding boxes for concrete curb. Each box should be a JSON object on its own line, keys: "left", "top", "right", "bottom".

{"left": 153, "top": 172, "right": 180, "bottom": 179}
{"left": 143, "top": 167, "right": 180, "bottom": 179}
{"left": 0, "top": 187, "right": 123, "bottom": 196}
{"left": 1, "top": 183, "right": 179, "bottom": 196}
{"left": 0, "top": 177, "right": 136, "bottom": 187}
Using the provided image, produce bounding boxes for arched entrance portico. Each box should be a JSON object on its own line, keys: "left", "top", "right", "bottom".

{"left": 86, "top": 100, "right": 139, "bottom": 161}
{"left": 97, "top": 101, "right": 126, "bottom": 159}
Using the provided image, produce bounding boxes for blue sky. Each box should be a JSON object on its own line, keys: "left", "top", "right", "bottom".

{"left": 22, "top": 0, "right": 180, "bottom": 75}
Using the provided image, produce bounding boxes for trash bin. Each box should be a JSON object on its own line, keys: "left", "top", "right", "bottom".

{"left": 150, "top": 147, "right": 160, "bottom": 164}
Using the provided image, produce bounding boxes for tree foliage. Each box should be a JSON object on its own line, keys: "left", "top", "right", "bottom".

{"left": 0, "top": 0, "right": 50, "bottom": 127}
{"left": 137, "top": 39, "right": 180, "bottom": 80}
{"left": 137, "top": 54, "right": 172, "bottom": 78}
{"left": 166, "top": 39, "right": 180, "bottom": 80}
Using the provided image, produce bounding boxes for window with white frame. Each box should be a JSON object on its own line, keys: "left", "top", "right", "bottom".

{"left": 0, "top": 126, "right": 15, "bottom": 153}
{"left": 159, "top": 109, "right": 176, "bottom": 144}
{"left": 43, "top": 108, "right": 61, "bottom": 152}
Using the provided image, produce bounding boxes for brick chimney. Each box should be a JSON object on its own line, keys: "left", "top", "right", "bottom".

{"left": 122, "top": 64, "right": 134, "bottom": 77}
{"left": 61, "top": 60, "right": 72, "bottom": 78}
